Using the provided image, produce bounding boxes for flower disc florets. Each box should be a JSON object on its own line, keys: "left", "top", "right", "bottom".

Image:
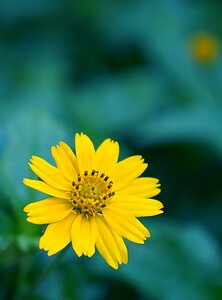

{"left": 69, "top": 170, "right": 115, "bottom": 217}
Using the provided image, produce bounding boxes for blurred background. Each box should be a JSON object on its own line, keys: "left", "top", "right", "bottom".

{"left": 0, "top": 0, "right": 222, "bottom": 299}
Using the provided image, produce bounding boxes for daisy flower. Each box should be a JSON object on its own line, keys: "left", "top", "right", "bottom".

{"left": 23, "top": 133, "right": 163, "bottom": 269}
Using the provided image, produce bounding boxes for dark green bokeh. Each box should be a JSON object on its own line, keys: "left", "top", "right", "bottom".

{"left": 0, "top": 0, "right": 222, "bottom": 299}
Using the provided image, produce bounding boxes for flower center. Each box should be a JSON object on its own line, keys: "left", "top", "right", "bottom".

{"left": 69, "top": 170, "right": 115, "bottom": 217}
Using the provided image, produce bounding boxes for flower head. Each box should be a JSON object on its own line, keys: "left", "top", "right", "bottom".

{"left": 23, "top": 133, "right": 163, "bottom": 269}
{"left": 189, "top": 32, "right": 219, "bottom": 63}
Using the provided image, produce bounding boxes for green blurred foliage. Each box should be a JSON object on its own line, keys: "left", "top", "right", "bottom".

{"left": 0, "top": 0, "right": 222, "bottom": 299}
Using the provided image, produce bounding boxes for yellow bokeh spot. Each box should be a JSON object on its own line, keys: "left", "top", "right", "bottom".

{"left": 190, "top": 33, "right": 219, "bottom": 63}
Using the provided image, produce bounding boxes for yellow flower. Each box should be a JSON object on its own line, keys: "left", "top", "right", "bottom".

{"left": 23, "top": 133, "right": 163, "bottom": 269}
{"left": 190, "top": 33, "right": 219, "bottom": 63}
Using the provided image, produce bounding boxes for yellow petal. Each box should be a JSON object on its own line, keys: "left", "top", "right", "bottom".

{"left": 88, "top": 217, "right": 98, "bottom": 257}
{"left": 109, "top": 156, "right": 148, "bottom": 191}
{"left": 111, "top": 194, "right": 164, "bottom": 209}
{"left": 75, "top": 133, "right": 96, "bottom": 173}
{"left": 71, "top": 214, "right": 84, "bottom": 257}
{"left": 59, "top": 142, "right": 79, "bottom": 172}
{"left": 24, "top": 197, "right": 72, "bottom": 224}
{"left": 103, "top": 207, "right": 150, "bottom": 243}
{"left": 95, "top": 216, "right": 120, "bottom": 269}
{"left": 97, "top": 217, "right": 122, "bottom": 263}
{"left": 81, "top": 216, "right": 97, "bottom": 257}
{"left": 51, "top": 145, "right": 77, "bottom": 182}
{"left": 109, "top": 201, "right": 164, "bottom": 217}
{"left": 95, "top": 216, "right": 128, "bottom": 266}
{"left": 111, "top": 229, "right": 128, "bottom": 264}
{"left": 29, "top": 156, "right": 70, "bottom": 190}
{"left": 23, "top": 178, "right": 69, "bottom": 199}
{"left": 131, "top": 177, "right": 160, "bottom": 185}
{"left": 118, "top": 177, "right": 161, "bottom": 198}
{"left": 70, "top": 215, "right": 97, "bottom": 258}
{"left": 96, "top": 139, "right": 119, "bottom": 173}
{"left": 39, "top": 212, "right": 76, "bottom": 256}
